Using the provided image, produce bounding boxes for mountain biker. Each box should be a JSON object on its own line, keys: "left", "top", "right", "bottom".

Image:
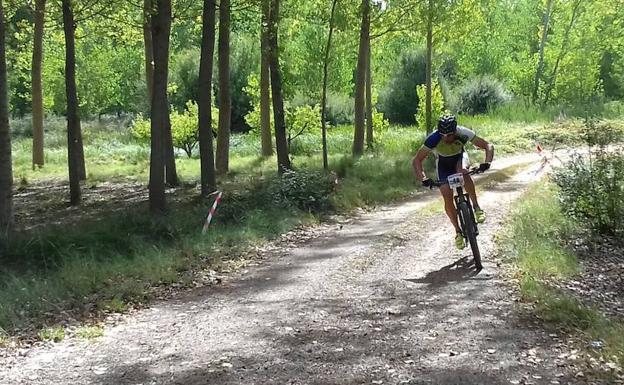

{"left": 412, "top": 114, "right": 495, "bottom": 249}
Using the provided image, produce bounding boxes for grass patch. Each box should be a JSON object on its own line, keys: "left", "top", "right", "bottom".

{"left": 500, "top": 181, "right": 624, "bottom": 367}
{"left": 37, "top": 326, "right": 65, "bottom": 342}
{"left": 0, "top": 197, "right": 316, "bottom": 332}
{"left": 75, "top": 325, "right": 104, "bottom": 340}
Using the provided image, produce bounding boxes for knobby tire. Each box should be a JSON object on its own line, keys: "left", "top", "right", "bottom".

{"left": 459, "top": 201, "right": 482, "bottom": 270}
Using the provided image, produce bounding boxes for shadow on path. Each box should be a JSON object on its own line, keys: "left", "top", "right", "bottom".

{"left": 405, "top": 256, "right": 491, "bottom": 288}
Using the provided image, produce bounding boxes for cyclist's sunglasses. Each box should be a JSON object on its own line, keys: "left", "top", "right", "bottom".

{"left": 440, "top": 131, "right": 456, "bottom": 137}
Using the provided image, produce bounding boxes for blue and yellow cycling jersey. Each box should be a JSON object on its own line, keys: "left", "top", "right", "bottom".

{"left": 422, "top": 126, "right": 477, "bottom": 182}
{"left": 422, "top": 126, "right": 476, "bottom": 156}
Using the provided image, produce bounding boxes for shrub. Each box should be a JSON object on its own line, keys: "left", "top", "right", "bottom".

{"left": 286, "top": 105, "right": 322, "bottom": 156}
{"left": 271, "top": 169, "right": 335, "bottom": 212}
{"left": 169, "top": 50, "right": 200, "bottom": 114}
{"left": 379, "top": 50, "right": 427, "bottom": 124}
{"left": 454, "top": 76, "right": 511, "bottom": 115}
{"left": 171, "top": 41, "right": 256, "bottom": 133}
{"left": 326, "top": 92, "right": 355, "bottom": 126}
{"left": 131, "top": 101, "right": 219, "bottom": 158}
{"left": 552, "top": 122, "right": 624, "bottom": 237}
{"left": 215, "top": 169, "right": 335, "bottom": 222}
{"left": 553, "top": 152, "right": 624, "bottom": 237}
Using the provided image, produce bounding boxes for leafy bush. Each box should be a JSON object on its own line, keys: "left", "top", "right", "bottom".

{"left": 553, "top": 122, "right": 624, "bottom": 237}
{"left": 553, "top": 151, "right": 624, "bottom": 237}
{"left": 169, "top": 50, "right": 200, "bottom": 114}
{"left": 171, "top": 42, "right": 256, "bottom": 133}
{"left": 286, "top": 105, "right": 322, "bottom": 156}
{"left": 326, "top": 92, "right": 355, "bottom": 126}
{"left": 131, "top": 101, "right": 219, "bottom": 158}
{"left": 271, "top": 169, "right": 335, "bottom": 212}
{"left": 379, "top": 50, "right": 427, "bottom": 124}
{"left": 243, "top": 74, "right": 271, "bottom": 134}
{"left": 287, "top": 105, "right": 320, "bottom": 142}
{"left": 215, "top": 169, "right": 335, "bottom": 221}
{"left": 415, "top": 80, "right": 445, "bottom": 132}
{"left": 454, "top": 76, "right": 511, "bottom": 115}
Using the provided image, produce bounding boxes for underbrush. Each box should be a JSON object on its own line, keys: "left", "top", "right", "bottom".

{"left": 499, "top": 182, "right": 624, "bottom": 371}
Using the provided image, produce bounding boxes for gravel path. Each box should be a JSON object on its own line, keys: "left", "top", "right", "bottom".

{"left": 0, "top": 154, "right": 589, "bottom": 385}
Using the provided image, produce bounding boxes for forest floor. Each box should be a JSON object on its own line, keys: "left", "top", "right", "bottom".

{"left": 0, "top": 153, "right": 619, "bottom": 385}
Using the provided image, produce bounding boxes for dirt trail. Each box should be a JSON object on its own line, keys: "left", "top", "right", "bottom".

{"left": 1, "top": 153, "right": 588, "bottom": 385}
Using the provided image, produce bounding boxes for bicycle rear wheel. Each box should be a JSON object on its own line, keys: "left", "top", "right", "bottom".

{"left": 458, "top": 202, "right": 482, "bottom": 270}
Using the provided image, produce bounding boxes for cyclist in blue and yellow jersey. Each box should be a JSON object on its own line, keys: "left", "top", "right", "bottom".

{"left": 412, "top": 114, "right": 495, "bottom": 249}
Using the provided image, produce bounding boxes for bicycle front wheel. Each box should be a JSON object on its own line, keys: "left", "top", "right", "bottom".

{"left": 459, "top": 202, "right": 482, "bottom": 270}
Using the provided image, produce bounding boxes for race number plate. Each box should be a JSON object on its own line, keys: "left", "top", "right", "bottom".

{"left": 447, "top": 173, "right": 464, "bottom": 189}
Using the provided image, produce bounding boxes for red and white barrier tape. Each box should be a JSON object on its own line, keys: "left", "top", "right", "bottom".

{"left": 202, "top": 190, "right": 223, "bottom": 234}
{"left": 534, "top": 142, "right": 563, "bottom": 175}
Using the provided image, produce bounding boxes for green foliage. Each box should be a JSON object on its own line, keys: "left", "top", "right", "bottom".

{"left": 169, "top": 49, "right": 201, "bottom": 114}
{"left": 325, "top": 92, "right": 354, "bottom": 126}
{"left": 553, "top": 128, "right": 624, "bottom": 237}
{"left": 38, "top": 326, "right": 65, "bottom": 342}
{"left": 287, "top": 105, "right": 322, "bottom": 156}
{"left": 415, "top": 81, "right": 445, "bottom": 132}
{"left": 243, "top": 74, "right": 273, "bottom": 133}
{"left": 372, "top": 109, "right": 389, "bottom": 133}
{"left": 501, "top": 182, "right": 579, "bottom": 279}
{"left": 170, "top": 39, "right": 257, "bottom": 133}
{"left": 271, "top": 169, "right": 336, "bottom": 212}
{"left": 502, "top": 181, "right": 624, "bottom": 365}
{"left": 6, "top": 10, "right": 32, "bottom": 117}
{"left": 454, "top": 76, "right": 511, "bottom": 115}
{"left": 379, "top": 50, "right": 427, "bottom": 125}
{"left": 131, "top": 101, "right": 219, "bottom": 158}
{"left": 76, "top": 325, "right": 104, "bottom": 340}
{"left": 244, "top": 79, "right": 322, "bottom": 156}
{"left": 287, "top": 104, "right": 321, "bottom": 138}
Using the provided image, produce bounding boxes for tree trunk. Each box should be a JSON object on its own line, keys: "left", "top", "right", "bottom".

{"left": 31, "top": 0, "right": 46, "bottom": 169}
{"left": 321, "top": 0, "right": 338, "bottom": 171}
{"left": 365, "top": 41, "right": 373, "bottom": 148}
{"left": 352, "top": 0, "right": 369, "bottom": 157}
{"left": 532, "top": 0, "right": 555, "bottom": 103}
{"left": 543, "top": 0, "right": 583, "bottom": 104}
{"left": 164, "top": 120, "right": 178, "bottom": 186}
{"left": 62, "top": 0, "right": 87, "bottom": 182}
{"left": 149, "top": 0, "right": 175, "bottom": 187}
{"left": 260, "top": 0, "right": 273, "bottom": 157}
{"left": 0, "top": 0, "right": 13, "bottom": 236}
{"left": 216, "top": 0, "right": 231, "bottom": 175}
{"left": 267, "top": 0, "right": 290, "bottom": 173}
{"left": 62, "top": 0, "right": 84, "bottom": 205}
{"left": 425, "top": 2, "right": 433, "bottom": 134}
{"left": 143, "top": 0, "right": 154, "bottom": 105}
{"left": 199, "top": 0, "right": 217, "bottom": 196}
{"left": 149, "top": 0, "right": 172, "bottom": 212}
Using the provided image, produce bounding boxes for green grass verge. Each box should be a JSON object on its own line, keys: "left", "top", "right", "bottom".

{"left": 500, "top": 182, "right": 624, "bottom": 368}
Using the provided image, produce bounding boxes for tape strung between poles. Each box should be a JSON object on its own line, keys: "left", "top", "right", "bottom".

{"left": 533, "top": 142, "right": 563, "bottom": 175}
{"left": 202, "top": 190, "right": 223, "bottom": 234}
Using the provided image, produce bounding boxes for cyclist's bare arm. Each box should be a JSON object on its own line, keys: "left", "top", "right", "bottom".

{"left": 412, "top": 147, "right": 431, "bottom": 181}
{"left": 473, "top": 137, "right": 494, "bottom": 163}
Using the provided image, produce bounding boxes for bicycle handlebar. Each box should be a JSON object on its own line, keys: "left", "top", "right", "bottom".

{"left": 429, "top": 167, "right": 483, "bottom": 188}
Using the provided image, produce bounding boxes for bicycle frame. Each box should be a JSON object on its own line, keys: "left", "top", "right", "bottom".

{"left": 434, "top": 168, "right": 483, "bottom": 269}
{"left": 452, "top": 185, "right": 479, "bottom": 237}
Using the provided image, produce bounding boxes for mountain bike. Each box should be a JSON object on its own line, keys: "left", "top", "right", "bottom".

{"left": 433, "top": 168, "right": 483, "bottom": 270}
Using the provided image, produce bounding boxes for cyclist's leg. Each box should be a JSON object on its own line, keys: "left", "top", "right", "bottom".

{"left": 440, "top": 184, "right": 461, "bottom": 233}
{"left": 456, "top": 152, "right": 481, "bottom": 210}
{"left": 438, "top": 156, "right": 461, "bottom": 233}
